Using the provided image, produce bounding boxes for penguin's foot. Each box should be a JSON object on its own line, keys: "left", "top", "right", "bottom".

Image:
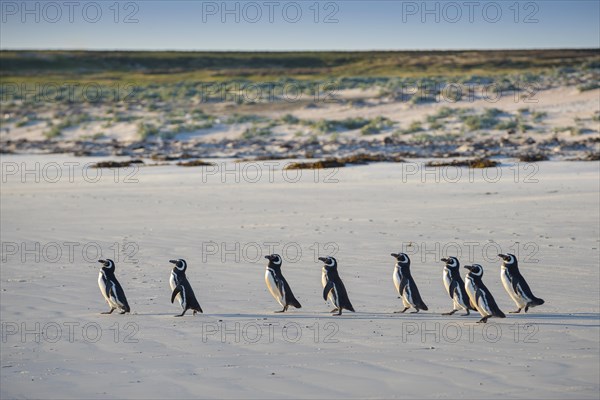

{"left": 524, "top": 304, "right": 531, "bottom": 312}
{"left": 477, "top": 316, "right": 489, "bottom": 323}
{"left": 332, "top": 310, "right": 342, "bottom": 316}
{"left": 274, "top": 309, "right": 285, "bottom": 313}
{"left": 462, "top": 310, "right": 471, "bottom": 316}
{"left": 119, "top": 310, "right": 127, "bottom": 314}
{"left": 394, "top": 307, "right": 409, "bottom": 314}
{"left": 101, "top": 308, "right": 115, "bottom": 314}
{"left": 192, "top": 310, "right": 197, "bottom": 316}
{"left": 442, "top": 310, "right": 457, "bottom": 316}
{"left": 410, "top": 309, "right": 421, "bottom": 314}
{"left": 330, "top": 308, "right": 339, "bottom": 313}
{"left": 509, "top": 309, "right": 522, "bottom": 314}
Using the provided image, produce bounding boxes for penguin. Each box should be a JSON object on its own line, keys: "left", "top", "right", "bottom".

{"left": 391, "top": 253, "right": 428, "bottom": 313}
{"left": 97, "top": 259, "right": 130, "bottom": 314}
{"left": 264, "top": 254, "right": 302, "bottom": 313}
{"left": 169, "top": 259, "right": 203, "bottom": 317}
{"left": 464, "top": 264, "right": 506, "bottom": 323}
{"left": 498, "top": 253, "right": 544, "bottom": 313}
{"left": 441, "top": 257, "right": 476, "bottom": 316}
{"left": 319, "top": 256, "right": 355, "bottom": 316}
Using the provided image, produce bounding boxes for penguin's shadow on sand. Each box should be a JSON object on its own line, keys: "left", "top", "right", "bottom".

{"left": 120, "top": 312, "right": 599, "bottom": 327}
{"left": 499, "top": 312, "right": 599, "bottom": 327}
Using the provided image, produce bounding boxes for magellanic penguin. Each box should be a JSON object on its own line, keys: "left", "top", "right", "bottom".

{"left": 97, "top": 259, "right": 130, "bottom": 314}
{"left": 319, "top": 256, "right": 355, "bottom": 316}
{"left": 464, "top": 264, "right": 506, "bottom": 323}
{"left": 498, "top": 253, "right": 544, "bottom": 313}
{"left": 391, "top": 253, "right": 428, "bottom": 313}
{"left": 441, "top": 257, "right": 476, "bottom": 316}
{"left": 264, "top": 254, "right": 302, "bottom": 313}
{"left": 169, "top": 259, "right": 203, "bottom": 317}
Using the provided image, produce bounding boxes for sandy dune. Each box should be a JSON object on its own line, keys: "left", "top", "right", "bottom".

{"left": 1, "top": 155, "right": 599, "bottom": 399}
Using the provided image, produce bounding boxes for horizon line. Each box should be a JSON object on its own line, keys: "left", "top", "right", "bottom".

{"left": 1, "top": 47, "right": 598, "bottom": 53}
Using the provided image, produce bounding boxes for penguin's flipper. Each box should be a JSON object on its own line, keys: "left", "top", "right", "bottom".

{"left": 104, "top": 281, "right": 113, "bottom": 301}
{"left": 171, "top": 285, "right": 183, "bottom": 304}
{"left": 322, "top": 281, "right": 334, "bottom": 301}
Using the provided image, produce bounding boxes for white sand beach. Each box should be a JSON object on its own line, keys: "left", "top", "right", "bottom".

{"left": 1, "top": 155, "right": 598, "bottom": 399}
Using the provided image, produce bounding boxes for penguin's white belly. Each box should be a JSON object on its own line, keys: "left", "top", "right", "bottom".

{"left": 393, "top": 268, "right": 401, "bottom": 295}
{"left": 322, "top": 268, "right": 334, "bottom": 303}
{"left": 330, "top": 284, "right": 339, "bottom": 308}
{"left": 98, "top": 272, "right": 119, "bottom": 309}
{"left": 452, "top": 291, "right": 469, "bottom": 310}
{"left": 501, "top": 268, "right": 528, "bottom": 307}
{"left": 465, "top": 277, "right": 486, "bottom": 316}
{"left": 170, "top": 272, "right": 183, "bottom": 306}
{"left": 442, "top": 269, "right": 452, "bottom": 295}
{"left": 265, "top": 270, "right": 285, "bottom": 307}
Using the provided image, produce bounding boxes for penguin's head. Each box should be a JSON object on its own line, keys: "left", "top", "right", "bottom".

{"left": 464, "top": 264, "right": 483, "bottom": 277}
{"left": 441, "top": 256, "right": 459, "bottom": 269}
{"left": 98, "top": 259, "right": 115, "bottom": 270}
{"left": 265, "top": 254, "right": 282, "bottom": 266}
{"left": 169, "top": 259, "right": 187, "bottom": 271}
{"left": 391, "top": 252, "right": 410, "bottom": 266}
{"left": 498, "top": 253, "right": 517, "bottom": 267}
{"left": 318, "top": 256, "right": 337, "bottom": 268}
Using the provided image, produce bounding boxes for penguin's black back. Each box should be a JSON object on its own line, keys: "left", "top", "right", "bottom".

{"left": 173, "top": 270, "right": 202, "bottom": 312}
{"left": 103, "top": 268, "right": 130, "bottom": 312}
{"left": 327, "top": 268, "right": 354, "bottom": 312}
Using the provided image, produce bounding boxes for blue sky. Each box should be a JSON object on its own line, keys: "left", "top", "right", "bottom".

{"left": 1, "top": 1, "right": 599, "bottom": 50}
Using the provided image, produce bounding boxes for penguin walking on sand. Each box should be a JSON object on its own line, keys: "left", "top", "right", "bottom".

{"left": 391, "top": 253, "right": 428, "bottom": 313}
{"left": 169, "top": 259, "right": 203, "bottom": 317}
{"left": 464, "top": 264, "right": 506, "bottom": 323}
{"left": 319, "top": 256, "right": 355, "bottom": 316}
{"left": 97, "top": 259, "right": 130, "bottom": 314}
{"left": 264, "top": 254, "right": 302, "bottom": 313}
{"left": 498, "top": 253, "right": 544, "bottom": 313}
{"left": 441, "top": 257, "right": 476, "bottom": 316}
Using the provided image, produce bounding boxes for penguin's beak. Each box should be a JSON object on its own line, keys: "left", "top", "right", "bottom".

{"left": 265, "top": 255, "right": 272, "bottom": 260}
{"left": 390, "top": 253, "right": 398, "bottom": 258}
{"left": 168, "top": 259, "right": 177, "bottom": 264}
{"left": 441, "top": 258, "right": 448, "bottom": 262}
{"left": 464, "top": 265, "right": 473, "bottom": 271}
{"left": 318, "top": 257, "right": 327, "bottom": 262}
{"left": 98, "top": 260, "right": 106, "bottom": 264}
{"left": 498, "top": 254, "right": 507, "bottom": 260}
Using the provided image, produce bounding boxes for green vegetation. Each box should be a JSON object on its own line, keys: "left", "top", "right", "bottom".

{"left": 226, "top": 114, "right": 268, "bottom": 124}
{"left": 241, "top": 125, "right": 273, "bottom": 139}
{"left": 460, "top": 108, "right": 503, "bottom": 131}
{"left": 44, "top": 126, "right": 62, "bottom": 139}
{"left": 137, "top": 122, "right": 159, "bottom": 140}
{"left": 2, "top": 50, "right": 597, "bottom": 84}
{"left": 360, "top": 116, "right": 394, "bottom": 135}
